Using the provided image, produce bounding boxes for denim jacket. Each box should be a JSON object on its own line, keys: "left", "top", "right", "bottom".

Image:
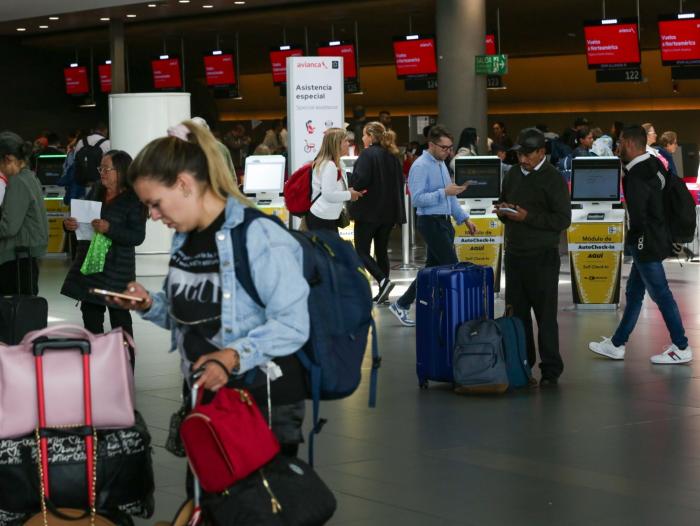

{"left": 140, "top": 197, "right": 310, "bottom": 375}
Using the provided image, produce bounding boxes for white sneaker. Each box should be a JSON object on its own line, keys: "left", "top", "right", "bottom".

{"left": 588, "top": 337, "right": 625, "bottom": 360}
{"left": 389, "top": 302, "right": 415, "bottom": 327}
{"left": 650, "top": 344, "right": 693, "bottom": 365}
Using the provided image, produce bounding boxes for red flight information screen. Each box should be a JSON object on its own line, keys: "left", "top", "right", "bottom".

{"left": 317, "top": 42, "right": 357, "bottom": 79}
{"left": 151, "top": 58, "right": 182, "bottom": 89}
{"left": 64, "top": 66, "right": 89, "bottom": 95}
{"left": 485, "top": 34, "right": 497, "bottom": 55}
{"left": 393, "top": 36, "right": 437, "bottom": 78}
{"left": 204, "top": 54, "right": 236, "bottom": 86}
{"left": 584, "top": 20, "right": 640, "bottom": 69}
{"left": 269, "top": 47, "right": 304, "bottom": 84}
{"left": 659, "top": 16, "right": 700, "bottom": 65}
{"left": 98, "top": 64, "right": 111, "bottom": 93}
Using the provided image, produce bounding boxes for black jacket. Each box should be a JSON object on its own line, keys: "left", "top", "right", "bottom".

{"left": 499, "top": 161, "right": 571, "bottom": 255}
{"left": 348, "top": 145, "right": 406, "bottom": 225}
{"left": 61, "top": 186, "right": 147, "bottom": 305}
{"left": 623, "top": 156, "right": 672, "bottom": 261}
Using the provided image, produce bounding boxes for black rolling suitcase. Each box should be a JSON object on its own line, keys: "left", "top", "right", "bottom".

{"left": 0, "top": 247, "right": 48, "bottom": 345}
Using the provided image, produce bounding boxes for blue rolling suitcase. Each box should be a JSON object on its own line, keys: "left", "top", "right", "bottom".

{"left": 416, "top": 262, "right": 494, "bottom": 388}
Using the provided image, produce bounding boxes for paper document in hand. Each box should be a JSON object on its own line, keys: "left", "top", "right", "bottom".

{"left": 71, "top": 199, "right": 102, "bottom": 241}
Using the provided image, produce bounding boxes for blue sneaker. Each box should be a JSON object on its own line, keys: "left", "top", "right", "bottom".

{"left": 389, "top": 302, "right": 415, "bottom": 327}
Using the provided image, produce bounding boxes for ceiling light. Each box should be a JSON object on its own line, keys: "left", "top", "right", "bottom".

{"left": 70, "top": 63, "right": 79, "bottom": 67}
{"left": 49, "top": 16, "right": 59, "bottom": 20}
{"left": 235, "top": 1, "right": 246, "bottom": 4}
{"left": 105, "top": 60, "right": 112, "bottom": 64}
{"left": 126, "top": 14, "right": 137, "bottom": 18}
{"left": 39, "top": 25, "right": 49, "bottom": 29}
{"left": 203, "top": 4, "right": 214, "bottom": 7}
{"left": 148, "top": 3, "right": 157, "bottom": 6}
{"left": 100, "top": 17, "right": 110, "bottom": 21}
{"left": 212, "top": 50, "right": 222, "bottom": 55}
{"left": 16, "top": 27, "right": 26, "bottom": 32}
{"left": 178, "top": 0, "right": 190, "bottom": 3}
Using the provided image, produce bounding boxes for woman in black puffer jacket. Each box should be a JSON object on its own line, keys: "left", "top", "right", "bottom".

{"left": 61, "top": 150, "right": 147, "bottom": 367}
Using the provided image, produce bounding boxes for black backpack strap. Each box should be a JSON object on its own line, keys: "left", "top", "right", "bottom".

{"left": 95, "top": 137, "right": 108, "bottom": 149}
{"left": 230, "top": 207, "right": 285, "bottom": 309}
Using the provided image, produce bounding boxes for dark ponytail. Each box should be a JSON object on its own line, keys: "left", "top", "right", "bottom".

{"left": 0, "top": 131, "right": 32, "bottom": 161}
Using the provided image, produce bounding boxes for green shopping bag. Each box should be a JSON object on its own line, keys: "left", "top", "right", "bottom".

{"left": 80, "top": 233, "right": 112, "bottom": 275}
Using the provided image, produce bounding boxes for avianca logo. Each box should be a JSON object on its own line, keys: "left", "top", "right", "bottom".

{"left": 619, "top": 27, "right": 636, "bottom": 34}
{"left": 297, "top": 61, "right": 328, "bottom": 69}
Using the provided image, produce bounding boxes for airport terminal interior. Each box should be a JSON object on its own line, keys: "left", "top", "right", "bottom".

{"left": 1, "top": 0, "right": 700, "bottom": 525}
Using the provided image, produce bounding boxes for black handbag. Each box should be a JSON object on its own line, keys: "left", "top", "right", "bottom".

{"left": 337, "top": 209, "right": 350, "bottom": 229}
{"left": 0, "top": 412, "right": 154, "bottom": 524}
{"left": 201, "top": 455, "right": 336, "bottom": 526}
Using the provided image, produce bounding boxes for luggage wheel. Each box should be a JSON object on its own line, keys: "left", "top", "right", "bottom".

{"left": 419, "top": 380, "right": 429, "bottom": 389}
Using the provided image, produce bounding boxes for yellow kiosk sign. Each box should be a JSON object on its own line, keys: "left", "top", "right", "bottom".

{"left": 454, "top": 217, "right": 503, "bottom": 292}
{"left": 567, "top": 222, "right": 623, "bottom": 305}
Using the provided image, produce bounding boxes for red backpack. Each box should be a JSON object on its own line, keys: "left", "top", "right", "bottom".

{"left": 284, "top": 162, "right": 315, "bottom": 216}
{"left": 284, "top": 161, "right": 344, "bottom": 216}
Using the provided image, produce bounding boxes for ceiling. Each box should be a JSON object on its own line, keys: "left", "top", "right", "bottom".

{"left": 5, "top": 0, "right": 700, "bottom": 71}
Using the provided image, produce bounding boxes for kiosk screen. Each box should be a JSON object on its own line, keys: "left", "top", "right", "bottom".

{"left": 36, "top": 155, "right": 67, "bottom": 186}
{"left": 454, "top": 158, "right": 501, "bottom": 199}
{"left": 243, "top": 156, "right": 286, "bottom": 195}
{"left": 571, "top": 158, "right": 621, "bottom": 201}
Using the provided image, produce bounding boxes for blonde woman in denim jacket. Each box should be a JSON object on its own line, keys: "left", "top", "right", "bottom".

{"left": 112, "top": 120, "right": 310, "bottom": 457}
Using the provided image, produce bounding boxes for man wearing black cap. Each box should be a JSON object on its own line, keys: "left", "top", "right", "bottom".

{"left": 494, "top": 127, "right": 571, "bottom": 387}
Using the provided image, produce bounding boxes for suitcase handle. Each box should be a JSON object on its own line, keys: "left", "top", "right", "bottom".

{"left": 34, "top": 337, "right": 96, "bottom": 509}
{"left": 33, "top": 338, "right": 91, "bottom": 357}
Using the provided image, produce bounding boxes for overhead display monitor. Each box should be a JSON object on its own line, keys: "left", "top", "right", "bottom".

{"left": 36, "top": 154, "right": 67, "bottom": 186}
{"left": 454, "top": 157, "right": 502, "bottom": 199}
{"left": 317, "top": 40, "right": 357, "bottom": 79}
{"left": 243, "top": 155, "right": 286, "bottom": 195}
{"left": 151, "top": 56, "right": 182, "bottom": 90}
{"left": 64, "top": 65, "right": 89, "bottom": 95}
{"left": 485, "top": 34, "right": 497, "bottom": 55}
{"left": 658, "top": 14, "right": 700, "bottom": 65}
{"left": 571, "top": 157, "right": 621, "bottom": 202}
{"left": 269, "top": 45, "right": 304, "bottom": 84}
{"left": 204, "top": 51, "right": 236, "bottom": 86}
{"left": 392, "top": 35, "right": 437, "bottom": 78}
{"left": 98, "top": 63, "right": 112, "bottom": 93}
{"left": 583, "top": 18, "right": 641, "bottom": 69}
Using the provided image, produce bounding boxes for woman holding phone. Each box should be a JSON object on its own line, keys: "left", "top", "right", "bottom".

{"left": 112, "top": 120, "right": 310, "bottom": 459}
{"left": 61, "top": 150, "right": 147, "bottom": 367}
{"left": 307, "top": 127, "right": 363, "bottom": 231}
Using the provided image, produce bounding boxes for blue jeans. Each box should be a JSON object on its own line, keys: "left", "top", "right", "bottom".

{"left": 611, "top": 247, "right": 688, "bottom": 349}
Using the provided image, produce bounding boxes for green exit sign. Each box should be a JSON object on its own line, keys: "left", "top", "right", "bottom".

{"left": 475, "top": 54, "right": 508, "bottom": 76}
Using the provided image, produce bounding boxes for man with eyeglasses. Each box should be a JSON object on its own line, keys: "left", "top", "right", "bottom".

{"left": 390, "top": 125, "right": 477, "bottom": 327}
{"left": 494, "top": 127, "right": 571, "bottom": 387}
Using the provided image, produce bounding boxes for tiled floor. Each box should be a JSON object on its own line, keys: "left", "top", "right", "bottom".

{"left": 36, "top": 244, "right": 700, "bottom": 525}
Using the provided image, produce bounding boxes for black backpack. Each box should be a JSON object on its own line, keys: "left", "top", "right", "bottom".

{"left": 74, "top": 137, "right": 108, "bottom": 186}
{"left": 656, "top": 161, "right": 697, "bottom": 244}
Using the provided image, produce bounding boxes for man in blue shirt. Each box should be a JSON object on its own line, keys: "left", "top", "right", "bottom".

{"left": 389, "top": 125, "right": 477, "bottom": 326}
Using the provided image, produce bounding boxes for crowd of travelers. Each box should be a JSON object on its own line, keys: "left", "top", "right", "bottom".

{"left": 0, "top": 110, "right": 694, "bottom": 522}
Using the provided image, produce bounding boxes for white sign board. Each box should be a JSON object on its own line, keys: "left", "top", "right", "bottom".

{"left": 286, "top": 56, "right": 345, "bottom": 174}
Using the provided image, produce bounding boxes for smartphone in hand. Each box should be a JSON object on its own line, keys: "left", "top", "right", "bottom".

{"left": 89, "top": 288, "right": 144, "bottom": 302}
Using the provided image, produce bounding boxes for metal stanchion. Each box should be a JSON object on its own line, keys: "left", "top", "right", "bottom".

{"left": 398, "top": 187, "right": 419, "bottom": 270}
{"left": 409, "top": 195, "right": 417, "bottom": 248}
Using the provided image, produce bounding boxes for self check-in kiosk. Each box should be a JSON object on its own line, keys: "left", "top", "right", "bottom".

{"left": 36, "top": 154, "right": 69, "bottom": 254}
{"left": 567, "top": 156, "right": 625, "bottom": 309}
{"left": 243, "top": 155, "right": 289, "bottom": 223}
{"left": 452, "top": 156, "right": 503, "bottom": 291}
{"left": 338, "top": 156, "right": 358, "bottom": 243}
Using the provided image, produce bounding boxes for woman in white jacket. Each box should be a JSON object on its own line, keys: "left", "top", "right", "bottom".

{"left": 307, "top": 128, "right": 363, "bottom": 231}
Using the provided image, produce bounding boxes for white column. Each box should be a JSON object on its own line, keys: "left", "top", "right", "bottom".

{"left": 109, "top": 92, "right": 191, "bottom": 276}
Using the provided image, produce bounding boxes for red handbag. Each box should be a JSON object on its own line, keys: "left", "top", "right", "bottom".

{"left": 179, "top": 387, "right": 280, "bottom": 494}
